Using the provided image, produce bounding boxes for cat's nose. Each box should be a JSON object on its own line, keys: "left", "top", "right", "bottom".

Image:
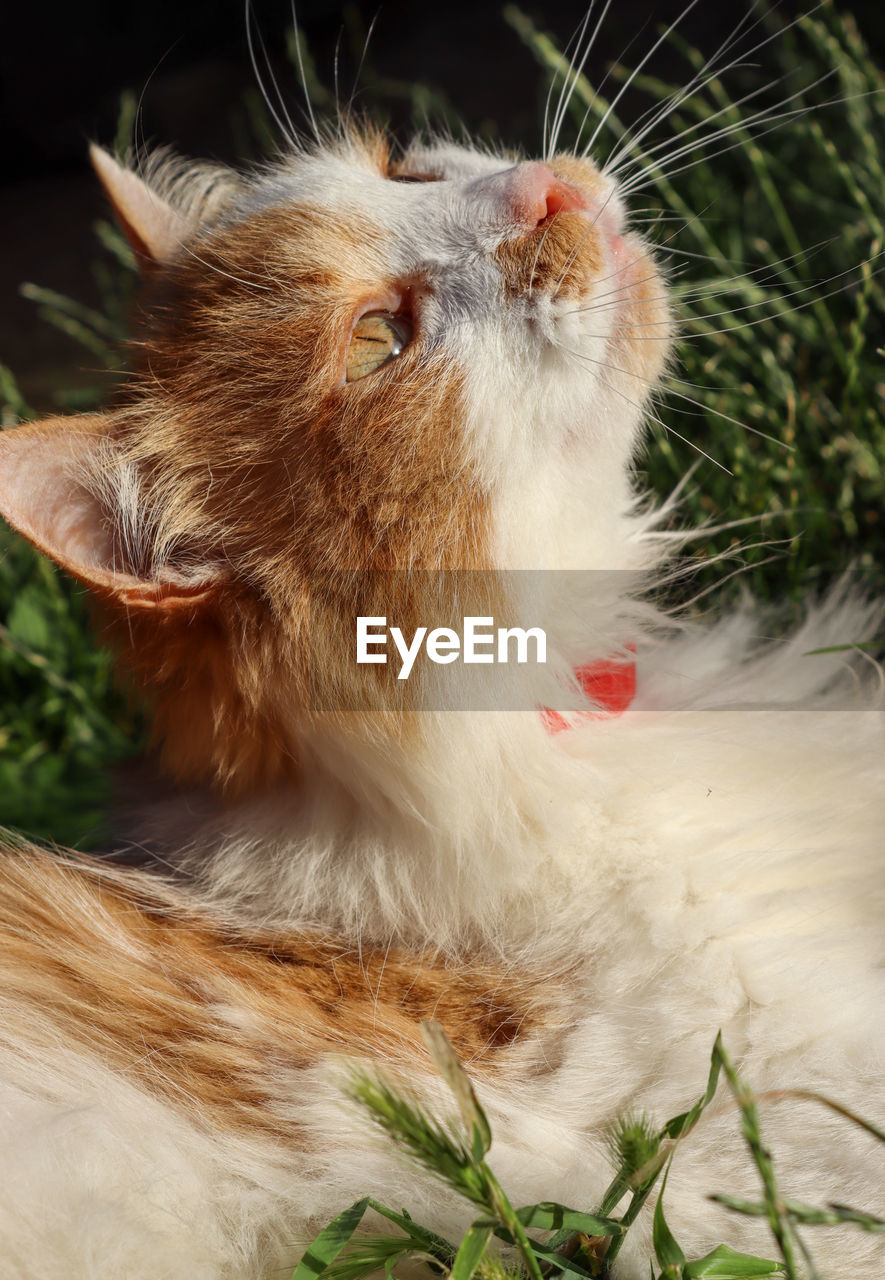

{"left": 467, "top": 162, "right": 591, "bottom": 231}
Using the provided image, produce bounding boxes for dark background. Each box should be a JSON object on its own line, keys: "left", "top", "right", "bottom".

{"left": 2, "top": 0, "right": 883, "bottom": 405}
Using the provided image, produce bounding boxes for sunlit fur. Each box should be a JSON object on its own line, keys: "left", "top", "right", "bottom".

{"left": 0, "top": 101, "right": 883, "bottom": 1280}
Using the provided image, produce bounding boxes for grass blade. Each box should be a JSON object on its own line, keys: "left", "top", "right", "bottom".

{"left": 450, "top": 1222, "right": 495, "bottom": 1280}
{"left": 683, "top": 1244, "right": 785, "bottom": 1277}
{"left": 289, "top": 1199, "right": 372, "bottom": 1280}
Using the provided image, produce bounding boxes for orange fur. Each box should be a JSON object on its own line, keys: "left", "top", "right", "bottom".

{"left": 0, "top": 843, "right": 550, "bottom": 1138}
{"left": 94, "top": 197, "right": 491, "bottom": 790}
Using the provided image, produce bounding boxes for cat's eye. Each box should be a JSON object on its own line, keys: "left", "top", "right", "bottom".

{"left": 346, "top": 312, "right": 413, "bottom": 383}
{"left": 389, "top": 172, "right": 440, "bottom": 184}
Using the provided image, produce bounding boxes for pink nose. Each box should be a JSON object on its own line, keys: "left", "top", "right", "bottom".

{"left": 469, "top": 161, "right": 591, "bottom": 229}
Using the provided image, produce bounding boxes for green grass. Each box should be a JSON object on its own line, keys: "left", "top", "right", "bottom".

{"left": 1, "top": 3, "right": 883, "bottom": 842}
{"left": 0, "top": 514, "right": 141, "bottom": 845}
{"left": 289, "top": 1024, "right": 884, "bottom": 1280}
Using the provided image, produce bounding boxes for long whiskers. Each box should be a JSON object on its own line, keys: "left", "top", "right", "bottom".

{"left": 544, "top": 6, "right": 594, "bottom": 162}
{"left": 245, "top": 0, "right": 299, "bottom": 150}
{"left": 566, "top": 232, "right": 842, "bottom": 322}
{"left": 347, "top": 10, "right": 380, "bottom": 122}
{"left": 565, "top": 254, "right": 884, "bottom": 346}
{"left": 288, "top": 3, "right": 323, "bottom": 144}
{"left": 547, "top": 0, "right": 615, "bottom": 160}
{"left": 602, "top": 7, "right": 762, "bottom": 173}
{"left": 583, "top": 0, "right": 704, "bottom": 159}
{"left": 616, "top": 69, "right": 845, "bottom": 196}
{"left": 595, "top": 367, "right": 733, "bottom": 474}
{"left": 603, "top": 4, "right": 828, "bottom": 179}
{"left": 555, "top": 342, "right": 788, "bottom": 451}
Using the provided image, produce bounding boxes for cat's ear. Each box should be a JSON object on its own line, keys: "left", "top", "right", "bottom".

{"left": 0, "top": 415, "right": 220, "bottom": 609}
{"left": 90, "top": 146, "right": 193, "bottom": 266}
{"left": 90, "top": 145, "right": 243, "bottom": 268}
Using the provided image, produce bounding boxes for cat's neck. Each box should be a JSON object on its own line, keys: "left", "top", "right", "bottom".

{"left": 129, "top": 709, "right": 595, "bottom": 950}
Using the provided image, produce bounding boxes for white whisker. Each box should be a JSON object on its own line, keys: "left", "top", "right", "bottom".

{"left": 556, "top": 342, "right": 788, "bottom": 450}
{"left": 604, "top": 8, "right": 762, "bottom": 173}
{"left": 287, "top": 4, "right": 322, "bottom": 144}
{"left": 617, "top": 65, "right": 841, "bottom": 194}
{"left": 245, "top": 0, "right": 299, "bottom": 149}
{"left": 549, "top": 0, "right": 615, "bottom": 159}
{"left": 546, "top": 6, "right": 595, "bottom": 162}
{"left": 605, "top": 3, "right": 828, "bottom": 178}
{"left": 583, "top": 0, "right": 704, "bottom": 158}
{"left": 566, "top": 258, "right": 883, "bottom": 345}
{"left": 556, "top": 340, "right": 732, "bottom": 473}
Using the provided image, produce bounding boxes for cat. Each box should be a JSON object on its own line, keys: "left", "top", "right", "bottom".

{"left": 0, "top": 22, "right": 883, "bottom": 1280}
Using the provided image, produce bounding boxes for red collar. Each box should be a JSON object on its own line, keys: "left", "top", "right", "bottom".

{"left": 542, "top": 651, "right": 636, "bottom": 733}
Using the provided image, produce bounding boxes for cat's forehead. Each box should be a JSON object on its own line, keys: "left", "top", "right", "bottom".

{"left": 399, "top": 141, "right": 513, "bottom": 181}
{"left": 239, "top": 136, "right": 521, "bottom": 220}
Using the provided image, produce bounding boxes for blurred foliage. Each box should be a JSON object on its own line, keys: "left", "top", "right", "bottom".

{"left": 1, "top": 3, "right": 884, "bottom": 842}
{"left": 0, "top": 513, "right": 141, "bottom": 844}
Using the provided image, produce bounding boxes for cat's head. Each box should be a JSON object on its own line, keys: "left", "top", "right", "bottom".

{"left": 0, "top": 126, "right": 671, "bottom": 793}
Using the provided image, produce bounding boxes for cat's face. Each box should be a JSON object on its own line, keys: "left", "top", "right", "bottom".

{"left": 118, "top": 131, "right": 670, "bottom": 584}
{"left": 0, "top": 127, "right": 672, "bottom": 791}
